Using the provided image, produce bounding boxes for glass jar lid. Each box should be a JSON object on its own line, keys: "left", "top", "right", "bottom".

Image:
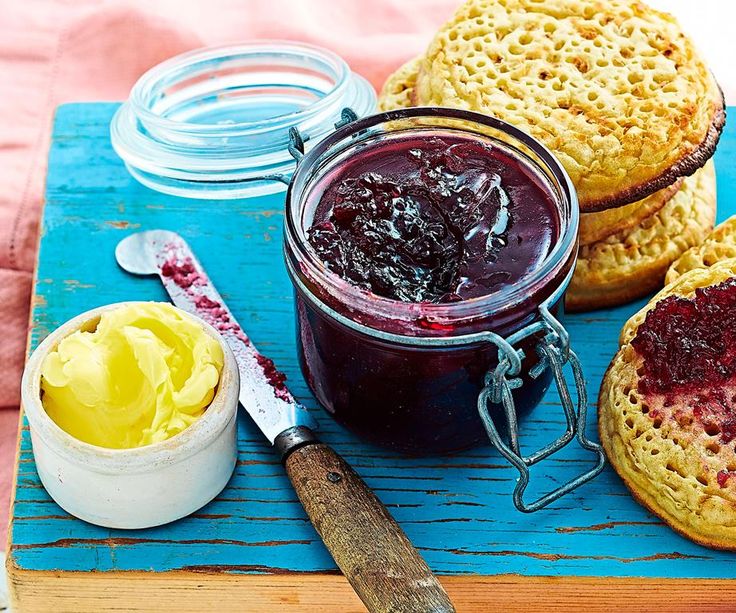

{"left": 110, "top": 41, "right": 376, "bottom": 199}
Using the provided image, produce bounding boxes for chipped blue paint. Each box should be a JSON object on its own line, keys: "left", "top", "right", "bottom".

{"left": 9, "top": 103, "right": 736, "bottom": 579}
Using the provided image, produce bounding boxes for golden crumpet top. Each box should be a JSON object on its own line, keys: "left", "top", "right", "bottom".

{"left": 403, "top": 0, "right": 724, "bottom": 212}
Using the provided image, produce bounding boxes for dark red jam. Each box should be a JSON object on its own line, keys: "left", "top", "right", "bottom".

{"left": 718, "top": 470, "right": 736, "bottom": 488}
{"left": 632, "top": 277, "right": 736, "bottom": 446}
{"left": 291, "top": 130, "right": 571, "bottom": 454}
{"left": 307, "top": 135, "right": 558, "bottom": 303}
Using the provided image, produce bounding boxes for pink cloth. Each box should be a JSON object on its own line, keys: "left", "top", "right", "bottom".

{"left": 0, "top": 0, "right": 457, "bottom": 409}
{"left": 0, "top": 0, "right": 457, "bottom": 543}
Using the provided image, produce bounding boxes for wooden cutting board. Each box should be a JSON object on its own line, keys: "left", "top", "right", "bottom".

{"left": 7, "top": 103, "right": 736, "bottom": 612}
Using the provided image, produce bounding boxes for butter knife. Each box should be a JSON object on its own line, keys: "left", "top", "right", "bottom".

{"left": 116, "top": 230, "right": 455, "bottom": 613}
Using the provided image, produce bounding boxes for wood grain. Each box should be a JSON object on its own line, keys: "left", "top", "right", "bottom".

{"left": 8, "top": 570, "right": 736, "bottom": 612}
{"left": 7, "top": 103, "right": 736, "bottom": 611}
{"left": 285, "top": 443, "right": 455, "bottom": 612}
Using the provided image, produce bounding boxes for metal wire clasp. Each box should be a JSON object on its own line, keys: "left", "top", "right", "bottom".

{"left": 286, "top": 107, "right": 358, "bottom": 165}
{"left": 477, "top": 305, "right": 606, "bottom": 513}
{"left": 253, "top": 108, "right": 359, "bottom": 186}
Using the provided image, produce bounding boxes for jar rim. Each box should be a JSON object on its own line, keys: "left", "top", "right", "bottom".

{"left": 128, "top": 41, "right": 351, "bottom": 133}
{"left": 285, "top": 107, "right": 580, "bottom": 334}
{"left": 110, "top": 41, "right": 376, "bottom": 198}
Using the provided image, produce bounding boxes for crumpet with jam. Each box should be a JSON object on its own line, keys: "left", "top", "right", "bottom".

{"left": 600, "top": 259, "right": 736, "bottom": 549}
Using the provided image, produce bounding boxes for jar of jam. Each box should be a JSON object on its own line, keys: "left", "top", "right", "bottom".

{"left": 284, "top": 107, "right": 605, "bottom": 511}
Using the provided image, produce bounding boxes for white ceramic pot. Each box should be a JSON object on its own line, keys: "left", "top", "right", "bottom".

{"left": 21, "top": 302, "right": 240, "bottom": 529}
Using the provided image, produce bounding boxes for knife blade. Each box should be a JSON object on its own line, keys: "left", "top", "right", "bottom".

{"left": 117, "top": 230, "right": 317, "bottom": 441}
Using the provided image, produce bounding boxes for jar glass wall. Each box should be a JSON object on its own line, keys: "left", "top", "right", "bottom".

{"left": 284, "top": 108, "right": 579, "bottom": 454}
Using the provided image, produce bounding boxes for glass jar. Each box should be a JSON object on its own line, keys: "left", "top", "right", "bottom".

{"left": 110, "top": 42, "right": 376, "bottom": 199}
{"left": 284, "top": 107, "right": 605, "bottom": 511}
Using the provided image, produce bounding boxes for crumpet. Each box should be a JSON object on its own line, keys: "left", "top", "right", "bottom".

{"left": 600, "top": 259, "right": 736, "bottom": 549}
{"left": 579, "top": 180, "right": 683, "bottom": 246}
{"left": 411, "top": 0, "right": 724, "bottom": 211}
{"left": 666, "top": 216, "right": 736, "bottom": 284}
{"left": 378, "top": 57, "right": 421, "bottom": 112}
{"left": 566, "top": 161, "right": 716, "bottom": 312}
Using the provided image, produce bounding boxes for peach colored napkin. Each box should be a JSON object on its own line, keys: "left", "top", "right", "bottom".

{"left": 0, "top": 0, "right": 457, "bottom": 543}
{"left": 0, "top": 0, "right": 457, "bottom": 410}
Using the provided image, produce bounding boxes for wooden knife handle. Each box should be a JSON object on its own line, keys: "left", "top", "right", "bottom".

{"left": 282, "top": 437, "right": 455, "bottom": 613}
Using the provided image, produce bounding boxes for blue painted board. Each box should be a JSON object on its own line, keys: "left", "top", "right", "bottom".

{"left": 9, "top": 103, "right": 736, "bottom": 579}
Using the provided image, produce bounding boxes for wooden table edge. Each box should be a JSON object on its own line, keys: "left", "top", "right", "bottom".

{"left": 6, "top": 138, "right": 48, "bottom": 551}
{"left": 7, "top": 559, "right": 736, "bottom": 612}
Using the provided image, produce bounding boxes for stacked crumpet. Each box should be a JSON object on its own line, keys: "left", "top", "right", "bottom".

{"left": 378, "top": 0, "right": 725, "bottom": 310}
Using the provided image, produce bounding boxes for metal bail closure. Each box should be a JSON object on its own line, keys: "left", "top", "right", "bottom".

{"left": 287, "top": 126, "right": 307, "bottom": 164}
{"left": 477, "top": 306, "right": 606, "bottom": 513}
{"left": 287, "top": 106, "right": 358, "bottom": 166}
{"left": 334, "top": 107, "right": 358, "bottom": 129}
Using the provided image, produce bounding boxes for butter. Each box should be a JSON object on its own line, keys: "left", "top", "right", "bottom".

{"left": 40, "top": 303, "right": 224, "bottom": 449}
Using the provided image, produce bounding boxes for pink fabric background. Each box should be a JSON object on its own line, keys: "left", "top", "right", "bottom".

{"left": 0, "top": 0, "right": 458, "bottom": 542}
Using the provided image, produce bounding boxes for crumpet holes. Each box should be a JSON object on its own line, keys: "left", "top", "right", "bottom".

{"left": 666, "top": 462, "right": 687, "bottom": 478}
